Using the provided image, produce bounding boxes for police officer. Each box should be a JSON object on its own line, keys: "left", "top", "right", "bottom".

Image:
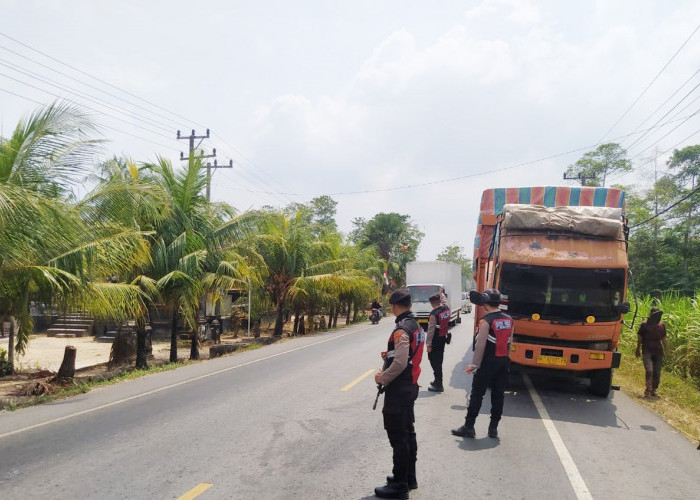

{"left": 452, "top": 289, "right": 513, "bottom": 439}
{"left": 426, "top": 293, "right": 451, "bottom": 393}
{"left": 374, "top": 288, "right": 425, "bottom": 499}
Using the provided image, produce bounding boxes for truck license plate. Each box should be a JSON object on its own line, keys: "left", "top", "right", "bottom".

{"left": 537, "top": 355, "right": 567, "bottom": 366}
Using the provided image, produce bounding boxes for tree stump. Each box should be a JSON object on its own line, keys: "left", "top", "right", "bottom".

{"left": 57, "top": 346, "right": 77, "bottom": 379}
{"left": 109, "top": 329, "right": 136, "bottom": 367}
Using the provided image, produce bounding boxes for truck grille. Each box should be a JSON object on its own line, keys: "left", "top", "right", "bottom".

{"left": 513, "top": 334, "right": 610, "bottom": 351}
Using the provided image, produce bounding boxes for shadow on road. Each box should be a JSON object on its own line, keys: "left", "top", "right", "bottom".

{"left": 457, "top": 436, "right": 499, "bottom": 451}
{"left": 445, "top": 347, "right": 621, "bottom": 429}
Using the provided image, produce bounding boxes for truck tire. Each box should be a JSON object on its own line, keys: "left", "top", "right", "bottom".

{"left": 590, "top": 368, "right": 612, "bottom": 398}
{"left": 456, "top": 313, "right": 462, "bottom": 324}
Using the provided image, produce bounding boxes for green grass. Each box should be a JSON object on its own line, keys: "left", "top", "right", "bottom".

{"left": 622, "top": 292, "right": 700, "bottom": 383}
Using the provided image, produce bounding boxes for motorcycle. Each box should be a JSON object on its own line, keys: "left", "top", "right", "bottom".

{"left": 370, "top": 308, "right": 382, "bottom": 324}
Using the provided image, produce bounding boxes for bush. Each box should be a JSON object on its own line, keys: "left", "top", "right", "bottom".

{"left": 0, "top": 347, "right": 11, "bottom": 376}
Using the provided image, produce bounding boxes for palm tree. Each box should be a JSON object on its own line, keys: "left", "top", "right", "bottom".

{"left": 139, "top": 156, "right": 254, "bottom": 361}
{"left": 251, "top": 211, "right": 377, "bottom": 335}
{"left": 0, "top": 103, "right": 151, "bottom": 373}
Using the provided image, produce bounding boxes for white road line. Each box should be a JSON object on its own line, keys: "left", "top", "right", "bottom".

{"left": 523, "top": 373, "right": 593, "bottom": 500}
{"left": 0, "top": 325, "right": 375, "bottom": 440}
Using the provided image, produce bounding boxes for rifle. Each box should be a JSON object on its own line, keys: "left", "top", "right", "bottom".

{"left": 372, "top": 384, "right": 384, "bottom": 410}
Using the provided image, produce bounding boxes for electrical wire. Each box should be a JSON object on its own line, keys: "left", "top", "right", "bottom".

{"left": 0, "top": 32, "right": 206, "bottom": 129}
{"left": 0, "top": 58, "right": 175, "bottom": 134}
{"left": 629, "top": 185, "right": 700, "bottom": 229}
{"left": 598, "top": 22, "right": 700, "bottom": 142}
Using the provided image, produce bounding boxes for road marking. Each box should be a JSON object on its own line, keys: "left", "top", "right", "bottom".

{"left": 341, "top": 369, "right": 376, "bottom": 391}
{"left": 0, "top": 325, "right": 375, "bottom": 440}
{"left": 523, "top": 373, "right": 593, "bottom": 500}
{"left": 178, "top": 483, "right": 212, "bottom": 500}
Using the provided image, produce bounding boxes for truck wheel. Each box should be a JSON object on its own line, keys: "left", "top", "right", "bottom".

{"left": 590, "top": 368, "right": 612, "bottom": 398}
{"left": 456, "top": 313, "right": 462, "bottom": 324}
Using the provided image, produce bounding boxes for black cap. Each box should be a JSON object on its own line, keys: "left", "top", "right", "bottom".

{"left": 484, "top": 288, "right": 501, "bottom": 306}
{"left": 389, "top": 288, "right": 412, "bottom": 306}
{"left": 429, "top": 293, "right": 441, "bottom": 302}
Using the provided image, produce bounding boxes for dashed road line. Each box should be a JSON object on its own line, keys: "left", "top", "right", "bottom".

{"left": 523, "top": 373, "right": 593, "bottom": 500}
{"left": 341, "top": 368, "right": 376, "bottom": 391}
{"left": 177, "top": 483, "right": 213, "bottom": 500}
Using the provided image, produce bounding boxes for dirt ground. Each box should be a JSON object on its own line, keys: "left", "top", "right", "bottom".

{"left": 0, "top": 332, "right": 255, "bottom": 407}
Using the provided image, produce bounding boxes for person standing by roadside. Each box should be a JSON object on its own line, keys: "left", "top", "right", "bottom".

{"left": 452, "top": 289, "right": 513, "bottom": 439}
{"left": 635, "top": 307, "right": 668, "bottom": 398}
{"left": 374, "top": 288, "right": 425, "bottom": 499}
{"left": 426, "top": 293, "right": 451, "bottom": 393}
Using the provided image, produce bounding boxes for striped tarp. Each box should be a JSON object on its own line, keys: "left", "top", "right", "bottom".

{"left": 473, "top": 186, "right": 626, "bottom": 263}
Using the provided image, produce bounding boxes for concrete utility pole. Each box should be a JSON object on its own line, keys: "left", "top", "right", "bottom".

{"left": 563, "top": 171, "right": 597, "bottom": 186}
{"left": 177, "top": 129, "right": 219, "bottom": 201}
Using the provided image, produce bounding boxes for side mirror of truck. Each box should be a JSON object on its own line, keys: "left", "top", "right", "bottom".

{"left": 617, "top": 302, "right": 631, "bottom": 314}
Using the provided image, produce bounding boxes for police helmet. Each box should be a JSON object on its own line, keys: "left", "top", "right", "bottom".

{"left": 389, "top": 288, "right": 412, "bottom": 306}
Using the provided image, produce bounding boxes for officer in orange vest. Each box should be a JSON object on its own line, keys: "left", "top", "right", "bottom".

{"left": 374, "top": 288, "right": 425, "bottom": 499}
{"left": 426, "top": 293, "right": 451, "bottom": 392}
{"left": 452, "top": 289, "right": 513, "bottom": 439}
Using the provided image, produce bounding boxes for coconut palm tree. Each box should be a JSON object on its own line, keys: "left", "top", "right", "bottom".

{"left": 0, "top": 103, "right": 151, "bottom": 373}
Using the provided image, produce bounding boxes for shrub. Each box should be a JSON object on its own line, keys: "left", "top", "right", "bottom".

{"left": 0, "top": 347, "right": 11, "bottom": 376}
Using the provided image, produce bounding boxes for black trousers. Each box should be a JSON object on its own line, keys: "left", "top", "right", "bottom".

{"left": 465, "top": 357, "right": 509, "bottom": 426}
{"left": 382, "top": 384, "right": 419, "bottom": 485}
{"left": 428, "top": 335, "right": 447, "bottom": 384}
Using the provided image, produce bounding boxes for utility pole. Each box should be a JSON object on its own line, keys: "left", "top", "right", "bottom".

{"left": 177, "top": 129, "right": 219, "bottom": 201}
{"left": 563, "top": 171, "right": 597, "bottom": 186}
{"left": 205, "top": 158, "right": 233, "bottom": 201}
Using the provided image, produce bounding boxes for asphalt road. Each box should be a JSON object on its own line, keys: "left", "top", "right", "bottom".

{"left": 1, "top": 314, "right": 698, "bottom": 499}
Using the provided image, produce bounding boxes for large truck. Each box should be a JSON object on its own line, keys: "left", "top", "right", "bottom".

{"left": 472, "top": 186, "right": 630, "bottom": 397}
{"left": 406, "top": 261, "right": 463, "bottom": 330}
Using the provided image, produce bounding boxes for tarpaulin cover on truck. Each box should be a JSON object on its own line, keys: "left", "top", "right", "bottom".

{"left": 502, "top": 204, "right": 623, "bottom": 238}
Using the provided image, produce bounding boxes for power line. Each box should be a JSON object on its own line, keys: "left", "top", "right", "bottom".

{"left": 624, "top": 78, "right": 700, "bottom": 152}
{"left": 0, "top": 32, "right": 206, "bottom": 130}
{"left": 598, "top": 22, "right": 700, "bottom": 142}
{"left": 620, "top": 67, "right": 700, "bottom": 149}
{"left": 628, "top": 106, "right": 700, "bottom": 162}
{"left": 0, "top": 58, "right": 175, "bottom": 134}
{"left": 0, "top": 35, "right": 293, "bottom": 201}
{"left": 0, "top": 85, "right": 180, "bottom": 152}
{"left": 630, "top": 185, "right": 700, "bottom": 229}
{"left": 0, "top": 43, "right": 187, "bottom": 131}
{"left": 0, "top": 70, "right": 178, "bottom": 142}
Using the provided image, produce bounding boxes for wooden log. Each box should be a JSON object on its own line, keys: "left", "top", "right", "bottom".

{"left": 57, "top": 345, "right": 77, "bottom": 379}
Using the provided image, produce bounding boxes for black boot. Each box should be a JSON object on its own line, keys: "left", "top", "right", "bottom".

{"left": 488, "top": 423, "right": 499, "bottom": 439}
{"left": 451, "top": 424, "right": 475, "bottom": 438}
{"left": 386, "top": 475, "right": 418, "bottom": 490}
{"left": 428, "top": 382, "right": 444, "bottom": 392}
{"left": 375, "top": 482, "right": 409, "bottom": 499}
{"left": 488, "top": 418, "right": 500, "bottom": 438}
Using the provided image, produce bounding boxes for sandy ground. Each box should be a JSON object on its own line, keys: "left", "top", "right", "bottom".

{"left": 0, "top": 334, "right": 174, "bottom": 372}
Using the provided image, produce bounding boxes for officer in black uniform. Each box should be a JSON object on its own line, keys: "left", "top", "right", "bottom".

{"left": 426, "top": 293, "right": 451, "bottom": 392}
{"left": 374, "top": 288, "right": 425, "bottom": 499}
{"left": 452, "top": 288, "right": 513, "bottom": 439}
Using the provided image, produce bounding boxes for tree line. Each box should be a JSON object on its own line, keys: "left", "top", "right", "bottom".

{"left": 0, "top": 102, "right": 428, "bottom": 375}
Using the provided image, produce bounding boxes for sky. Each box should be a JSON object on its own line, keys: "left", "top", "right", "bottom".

{"left": 1, "top": 0, "right": 700, "bottom": 261}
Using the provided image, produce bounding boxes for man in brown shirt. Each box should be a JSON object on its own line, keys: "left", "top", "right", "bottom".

{"left": 636, "top": 307, "right": 668, "bottom": 398}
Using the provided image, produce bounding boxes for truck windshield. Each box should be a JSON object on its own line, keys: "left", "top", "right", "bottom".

{"left": 407, "top": 285, "right": 440, "bottom": 303}
{"left": 498, "top": 263, "right": 625, "bottom": 322}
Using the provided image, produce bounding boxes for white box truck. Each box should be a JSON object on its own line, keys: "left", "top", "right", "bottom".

{"left": 405, "top": 261, "right": 463, "bottom": 329}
